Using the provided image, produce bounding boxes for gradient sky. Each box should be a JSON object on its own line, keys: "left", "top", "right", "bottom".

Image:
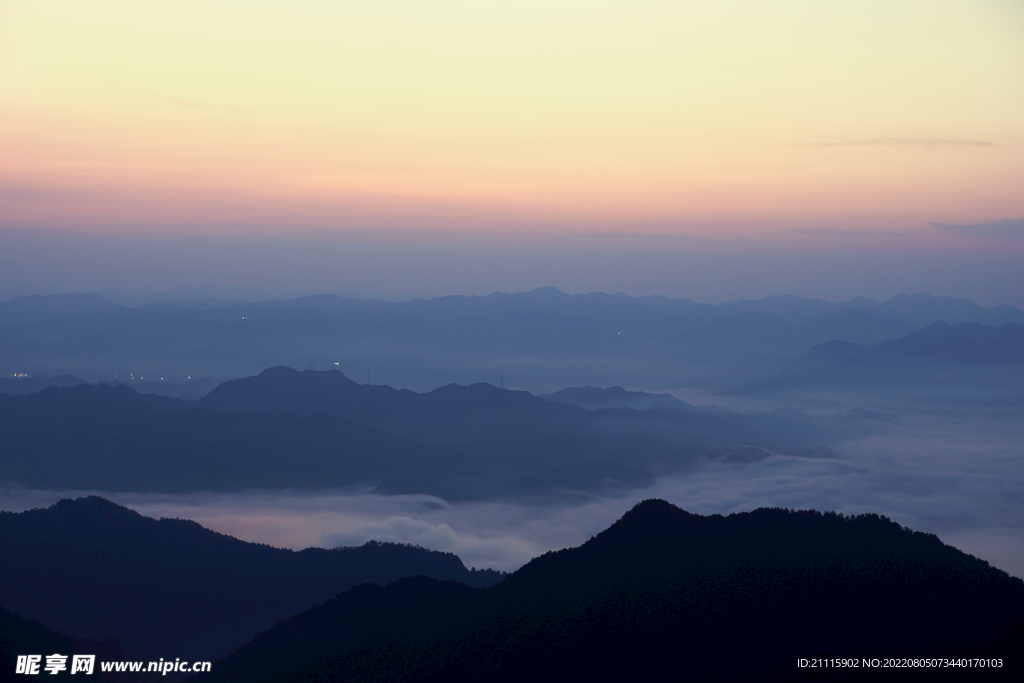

{"left": 1, "top": 1, "right": 1023, "bottom": 305}
{"left": 2, "top": 0, "right": 1022, "bottom": 236}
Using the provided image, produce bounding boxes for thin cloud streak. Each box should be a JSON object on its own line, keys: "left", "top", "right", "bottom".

{"left": 931, "top": 218, "right": 1024, "bottom": 242}
{"left": 792, "top": 227, "right": 909, "bottom": 238}
{"left": 791, "top": 138, "right": 996, "bottom": 149}
{"left": 110, "top": 84, "right": 251, "bottom": 114}
{"left": 0, "top": 184, "right": 89, "bottom": 204}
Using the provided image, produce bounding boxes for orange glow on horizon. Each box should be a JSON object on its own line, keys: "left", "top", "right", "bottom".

{"left": 1, "top": 0, "right": 1022, "bottom": 238}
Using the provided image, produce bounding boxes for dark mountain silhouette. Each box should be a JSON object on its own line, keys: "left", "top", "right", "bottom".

{"left": 0, "top": 370, "right": 882, "bottom": 498}
{"left": 195, "top": 499, "right": 1023, "bottom": 682}
{"left": 0, "top": 373, "right": 220, "bottom": 401}
{"left": 870, "top": 293, "right": 1024, "bottom": 327}
{"left": 878, "top": 321, "right": 1024, "bottom": 363}
{"left": 0, "top": 384, "right": 469, "bottom": 493}
{"left": 100, "top": 377, "right": 223, "bottom": 400}
{"left": 198, "top": 367, "right": 869, "bottom": 495}
{"left": 5, "top": 288, "right": 1017, "bottom": 393}
{"left": 801, "top": 308, "right": 916, "bottom": 343}
{"left": 1, "top": 605, "right": 140, "bottom": 683}
{"left": 723, "top": 292, "right": 1023, "bottom": 327}
{"left": 0, "top": 374, "right": 86, "bottom": 396}
{"left": 539, "top": 385, "right": 693, "bottom": 410}
{"left": 731, "top": 322, "right": 1024, "bottom": 399}
{"left": 199, "top": 365, "right": 543, "bottom": 420}
{"left": 0, "top": 497, "right": 504, "bottom": 664}
{"left": 139, "top": 298, "right": 243, "bottom": 310}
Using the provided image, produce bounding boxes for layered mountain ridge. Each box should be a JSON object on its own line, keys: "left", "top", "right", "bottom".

{"left": 1, "top": 367, "right": 875, "bottom": 499}
{"left": 4, "top": 289, "right": 1020, "bottom": 393}
{"left": 196, "top": 499, "right": 1024, "bottom": 682}
{"left": 0, "top": 497, "right": 503, "bottom": 664}
{"left": 732, "top": 321, "right": 1024, "bottom": 401}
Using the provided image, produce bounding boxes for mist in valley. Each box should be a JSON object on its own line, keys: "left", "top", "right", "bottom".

{"left": 3, "top": 388, "right": 1020, "bottom": 578}
{"left": 3, "top": 287, "right": 1023, "bottom": 680}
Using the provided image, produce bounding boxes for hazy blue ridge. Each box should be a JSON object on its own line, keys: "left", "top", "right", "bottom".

{"left": 3, "top": 290, "right": 1019, "bottom": 392}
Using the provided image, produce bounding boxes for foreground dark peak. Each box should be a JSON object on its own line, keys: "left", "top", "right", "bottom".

{"left": 198, "top": 500, "right": 1022, "bottom": 683}
{"left": 1, "top": 605, "right": 136, "bottom": 683}
{"left": 595, "top": 497, "right": 698, "bottom": 537}
{"left": 605, "top": 498, "right": 920, "bottom": 536}
{"left": 0, "top": 497, "right": 504, "bottom": 665}
{"left": 48, "top": 495, "right": 145, "bottom": 519}
{"left": 577, "top": 498, "right": 932, "bottom": 550}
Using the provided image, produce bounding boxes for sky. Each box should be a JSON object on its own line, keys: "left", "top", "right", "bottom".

{"left": 1, "top": 0, "right": 1023, "bottom": 303}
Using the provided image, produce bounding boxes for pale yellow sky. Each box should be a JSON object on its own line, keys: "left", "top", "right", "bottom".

{"left": 1, "top": 0, "right": 1022, "bottom": 236}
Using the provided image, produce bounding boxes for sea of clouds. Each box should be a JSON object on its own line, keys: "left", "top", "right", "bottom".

{"left": 3, "top": 413, "right": 1021, "bottom": 578}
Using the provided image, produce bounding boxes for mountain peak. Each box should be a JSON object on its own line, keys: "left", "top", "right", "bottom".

{"left": 525, "top": 286, "right": 568, "bottom": 297}
{"left": 588, "top": 499, "right": 698, "bottom": 546}
{"left": 201, "top": 366, "right": 362, "bottom": 415}
{"left": 623, "top": 498, "right": 694, "bottom": 521}
{"left": 258, "top": 365, "right": 301, "bottom": 377}
{"left": 21, "top": 497, "right": 151, "bottom": 530}
{"left": 254, "top": 366, "right": 353, "bottom": 381}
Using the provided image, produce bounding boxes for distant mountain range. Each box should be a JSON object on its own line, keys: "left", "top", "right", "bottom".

{"left": 192, "top": 366, "right": 884, "bottom": 485}
{"left": 720, "top": 292, "right": 1024, "bottom": 327}
{"left": 5, "top": 344, "right": 1014, "bottom": 498}
{"left": 539, "top": 385, "right": 693, "bottom": 410}
{"left": 731, "top": 322, "right": 1024, "bottom": 402}
{"left": 0, "top": 382, "right": 470, "bottom": 494}
{"left": 195, "top": 499, "right": 1024, "bottom": 682}
{"left": 1, "top": 368, "right": 864, "bottom": 499}
{"left": 0, "top": 374, "right": 220, "bottom": 400}
{"left": 0, "top": 365, "right": 951, "bottom": 498}
{"left": 0, "top": 373, "right": 86, "bottom": 396}
{"left": 0, "top": 497, "right": 504, "bottom": 665}
{"left": 3, "top": 289, "right": 1020, "bottom": 392}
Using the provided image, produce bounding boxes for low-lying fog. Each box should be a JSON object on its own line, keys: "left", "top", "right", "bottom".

{"left": 3, "top": 410, "right": 1021, "bottom": 579}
